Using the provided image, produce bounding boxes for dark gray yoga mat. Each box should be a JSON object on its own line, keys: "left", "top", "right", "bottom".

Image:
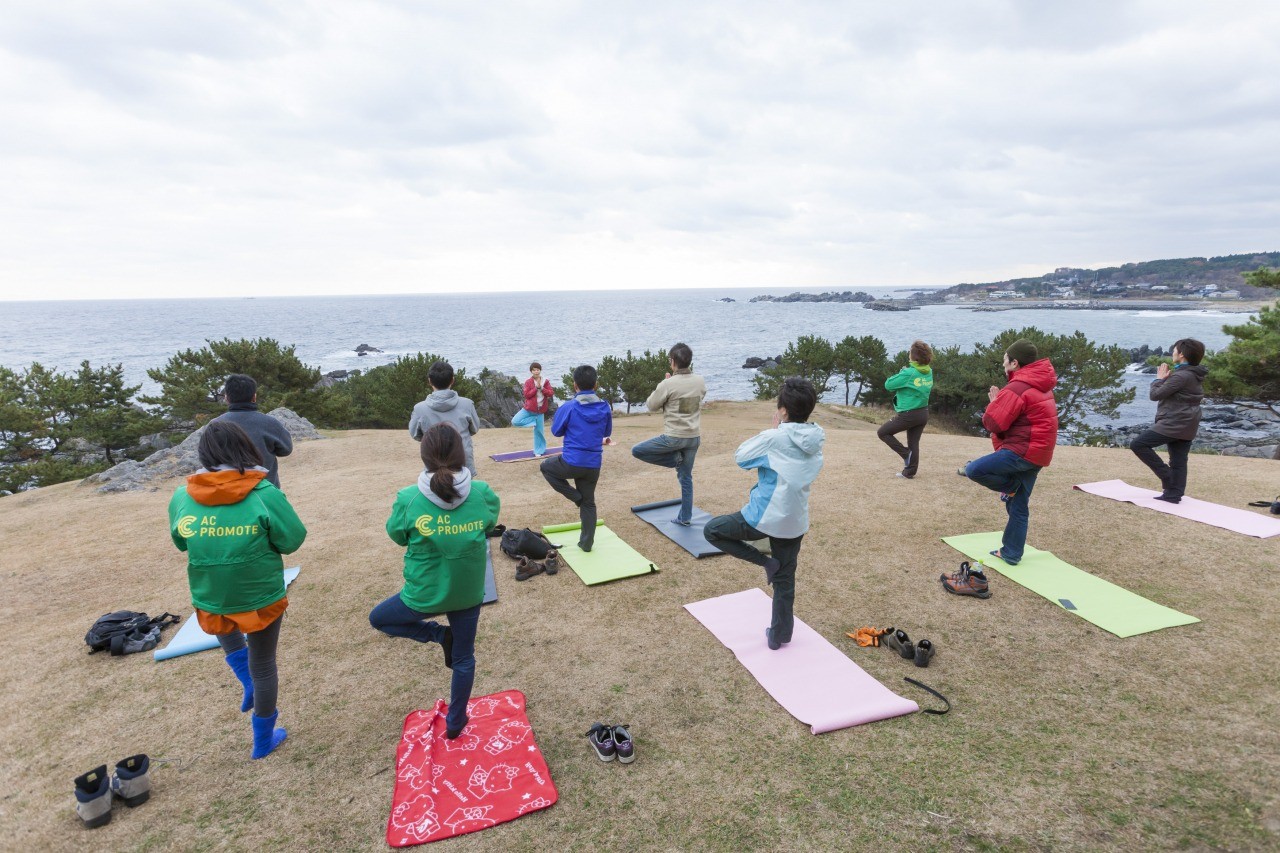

{"left": 631, "top": 499, "right": 724, "bottom": 558}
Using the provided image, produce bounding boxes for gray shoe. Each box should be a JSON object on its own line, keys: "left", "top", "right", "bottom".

{"left": 111, "top": 754, "right": 151, "bottom": 807}
{"left": 74, "top": 765, "right": 112, "bottom": 829}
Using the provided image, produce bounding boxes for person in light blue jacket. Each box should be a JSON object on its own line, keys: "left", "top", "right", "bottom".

{"left": 704, "top": 377, "right": 825, "bottom": 650}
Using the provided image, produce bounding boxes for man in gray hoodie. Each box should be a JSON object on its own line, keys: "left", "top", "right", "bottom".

{"left": 1130, "top": 338, "right": 1208, "bottom": 504}
{"left": 212, "top": 374, "right": 293, "bottom": 488}
{"left": 409, "top": 362, "right": 481, "bottom": 475}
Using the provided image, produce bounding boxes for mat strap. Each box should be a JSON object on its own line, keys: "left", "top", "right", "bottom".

{"left": 903, "top": 678, "right": 951, "bottom": 715}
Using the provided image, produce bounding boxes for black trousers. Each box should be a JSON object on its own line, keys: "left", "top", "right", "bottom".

{"left": 877, "top": 407, "right": 929, "bottom": 477}
{"left": 540, "top": 455, "right": 600, "bottom": 547}
{"left": 1130, "top": 429, "right": 1192, "bottom": 499}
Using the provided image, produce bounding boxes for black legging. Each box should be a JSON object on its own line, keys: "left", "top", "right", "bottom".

{"left": 216, "top": 615, "right": 283, "bottom": 717}
{"left": 877, "top": 407, "right": 929, "bottom": 477}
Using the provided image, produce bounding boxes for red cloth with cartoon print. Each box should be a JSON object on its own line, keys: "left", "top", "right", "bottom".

{"left": 387, "top": 690, "right": 558, "bottom": 847}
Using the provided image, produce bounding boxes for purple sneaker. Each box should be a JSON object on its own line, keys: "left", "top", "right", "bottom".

{"left": 611, "top": 725, "right": 635, "bottom": 764}
{"left": 585, "top": 723, "right": 615, "bottom": 762}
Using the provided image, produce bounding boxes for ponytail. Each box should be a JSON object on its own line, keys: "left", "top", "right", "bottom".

{"left": 420, "top": 423, "right": 467, "bottom": 502}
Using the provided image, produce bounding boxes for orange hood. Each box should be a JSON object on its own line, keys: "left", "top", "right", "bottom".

{"left": 186, "top": 469, "right": 268, "bottom": 506}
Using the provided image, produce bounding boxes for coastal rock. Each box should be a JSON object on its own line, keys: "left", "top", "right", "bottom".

{"left": 354, "top": 344, "right": 383, "bottom": 355}
{"left": 718, "top": 297, "right": 736, "bottom": 303}
{"left": 1094, "top": 404, "right": 1280, "bottom": 460}
{"left": 742, "top": 355, "right": 784, "bottom": 369}
{"left": 749, "top": 291, "right": 876, "bottom": 304}
{"left": 315, "top": 369, "right": 351, "bottom": 389}
{"left": 85, "top": 408, "right": 324, "bottom": 493}
{"left": 474, "top": 371, "right": 543, "bottom": 428}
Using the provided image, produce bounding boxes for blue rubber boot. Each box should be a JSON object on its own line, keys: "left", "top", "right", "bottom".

{"left": 250, "top": 710, "right": 287, "bottom": 759}
{"left": 224, "top": 648, "right": 253, "bottom": 713}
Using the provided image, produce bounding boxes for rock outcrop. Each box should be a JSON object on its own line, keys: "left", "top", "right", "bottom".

{"left": 84, "top": 408, "right": 323, "bottom": 493}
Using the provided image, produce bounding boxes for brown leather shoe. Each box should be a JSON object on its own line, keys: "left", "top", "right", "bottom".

{"left": 940, "top": 561, "right": 991, "bottom": 599}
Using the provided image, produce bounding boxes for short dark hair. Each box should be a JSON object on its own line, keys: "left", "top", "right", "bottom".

{"left": 529, "top": 361, "right": 542, "bottom": 371}
{"left": 909, "top": 340, "right": 933, "bottom": 366}
{"left": 428, "top": 361, "right": 454, "bottom": 390}
{"left": 198, "top": 421, "right": 264, "bottom": 473}
{"left": 573, "top": 364, "right": 598, "bottom": 391}
{"left": 778, "top": 377, "right": 817, "bottom": 423}
{"left": 420, "top": 423, "right": 466, "bottom": 503}
{"left": 670, "top": 343, "right": 693, "bottom": 370}
{"left": 224, "top": 374, "right": 257, "bottom": 404}
{"left": 1173, "top": 338, "right": 1205, "bottom": 366}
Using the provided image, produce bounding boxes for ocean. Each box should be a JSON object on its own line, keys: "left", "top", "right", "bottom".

{"left": 0, "top": 287, "right": 1251, "bottom": 426}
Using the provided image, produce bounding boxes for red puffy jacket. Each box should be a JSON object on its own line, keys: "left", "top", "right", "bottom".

{"left": 982, "top": 358, "right": 1059, "bottom": 467}
{"left": 523, "top": 377, "right": 553, "bottom": 414}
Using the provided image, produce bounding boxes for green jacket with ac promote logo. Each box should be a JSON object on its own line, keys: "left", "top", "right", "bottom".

{"left": 388, "top": 480, "right": 501, "bottom": 613}
{"left": 169, "top": 472, "right": 307, "bottom": 614}
{"left": 884, "top": 362, "right": 934, "bottom": 412}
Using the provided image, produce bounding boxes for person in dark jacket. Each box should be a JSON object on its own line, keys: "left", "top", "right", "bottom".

{"left": 946, "top": 340, "right": 1058, "bottom": 596}
{"left": 409, "top": 362, "right": 481, "bottom": 475}
{"left": 1130, "top": 338, "right": 1207, "bottom": 504}
{"left": 541, "top": 364, "right": 613, "bottom": 552}
{"left": 211, "top": 374, "right": 294, "bottom": 489}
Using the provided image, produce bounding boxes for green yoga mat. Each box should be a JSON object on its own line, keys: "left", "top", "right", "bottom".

{"left": 542, "top": 521, "right": 659, "bottom": 585}
{"left": 941, "top": 532, "right": 1200, "bottom": 638}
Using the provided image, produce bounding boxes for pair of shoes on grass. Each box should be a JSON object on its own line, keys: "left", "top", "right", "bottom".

{"left": 74, "top": 755, "right": 150, "bottom": 829}
{"left": 515, "top": 551, "right": 560, "bottom": 581}
{"left": 940, "top": 560, "right": 992, "bottom": 599}
{"left": 585, "top": 723, "right": 635, "bottom": 764}
{"left": 883, "top": 627, "right": 935, "bottom": 668}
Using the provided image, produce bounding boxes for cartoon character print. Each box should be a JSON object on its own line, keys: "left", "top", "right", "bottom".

{"left": 443, "top": 805, "right": 495, "bottom": 833}
{"left": 442, "top": 729, "right": 481, "bottom": 752}
{"left": 466, "top": 763, "right": 519, "bottom": 800}
{"left": 483, "top": 719, "right": 531, "bottom": 755}
{"left": 466, "top": 696, "right": 500, "bottom": 718}
{"left": 517, "top": 796, "right": 553, "bottom": 816}
{"left": 390, "top": 793, "right": 441, "bottom": 843}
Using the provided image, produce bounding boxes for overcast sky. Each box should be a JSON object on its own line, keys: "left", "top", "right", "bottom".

{"left": 1, "top": 1, "right": 1277, "bottom": 300}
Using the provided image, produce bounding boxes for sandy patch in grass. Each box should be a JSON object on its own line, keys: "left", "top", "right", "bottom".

{"left": 1, "top": 401, "right": 1277, "bottom": 851}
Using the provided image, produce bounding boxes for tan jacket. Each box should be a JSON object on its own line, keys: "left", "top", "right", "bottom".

{"left": 645, "top": 369, "right": 707, "bottom": 438}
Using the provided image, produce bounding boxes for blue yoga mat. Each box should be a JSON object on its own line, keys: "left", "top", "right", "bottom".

{"left": 154, "top": 567, "right": 301, "bottom": 662}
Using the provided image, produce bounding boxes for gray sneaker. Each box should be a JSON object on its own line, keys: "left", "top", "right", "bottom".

{"left": 74, "top": 765, "right": 112, "bottom": 829}
{"left": 111, "top": 754, "right": 151, "bottom": 807}
{"left": 585, "top": 723, "right": 615, "bottom": 762}
{"left": 611, "top": 725, "right": 635, "bottom": 764}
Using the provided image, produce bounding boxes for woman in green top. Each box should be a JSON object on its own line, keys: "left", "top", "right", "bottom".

{"left": 370, "top": 423, "right": 501, "bottom": 738}
{"left": 168, "top": 421, "right": 307, "bottom": 759}
{"left": 878, "top": 340, "right": 935, "bottom": 479}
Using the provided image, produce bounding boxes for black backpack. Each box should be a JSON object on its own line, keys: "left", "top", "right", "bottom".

{"left": 499, "top": 528, "right": 554, "bottom": 560}
{"left": 85, "top": 611, "right": 180, "bottom": 656}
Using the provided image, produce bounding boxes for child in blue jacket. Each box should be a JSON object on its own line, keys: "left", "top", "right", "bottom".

{"left": 541, "top": 364, "right": 613, "bottom": 551}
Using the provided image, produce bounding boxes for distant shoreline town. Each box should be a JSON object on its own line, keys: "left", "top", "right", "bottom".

{"left": 741, "top": 250, "right": 1280, "bottom": 311}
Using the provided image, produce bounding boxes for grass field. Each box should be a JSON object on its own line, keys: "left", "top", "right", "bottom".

{"left": 2, "top": 401, "right": 1276, "bottom": 851}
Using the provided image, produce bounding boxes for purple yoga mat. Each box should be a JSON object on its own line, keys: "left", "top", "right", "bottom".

{"left": 684, "top": 588, "right": 919, "bottom": 734}
{"left": 488, "top": 446, "right": 563, "bottom": 463}
{"left": 1075, "top": 479, "right": 1280, "bottom": 539}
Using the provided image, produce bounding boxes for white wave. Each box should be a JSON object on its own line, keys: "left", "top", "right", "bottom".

{"left": 1130, "top": 309, "right": 1247, "bottom": 318}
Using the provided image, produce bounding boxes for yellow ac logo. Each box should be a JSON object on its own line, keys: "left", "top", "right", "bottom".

{"left": 414, "top": 514, "right": 434, "bottom": 536}
{"left": 177, "top": 515, "right": 198, "bottom": 538}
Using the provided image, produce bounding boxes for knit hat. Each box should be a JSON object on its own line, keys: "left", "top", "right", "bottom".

{"left": 1006, "top": 339, "right": 1038, "bottom": 368}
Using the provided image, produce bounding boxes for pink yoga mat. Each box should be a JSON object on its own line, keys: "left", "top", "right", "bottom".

{"left": 684, "top": 588, "right": 919, "bottom": 734}
{"left": 1075, "top": 479, "right": 1280, "bottom": 539}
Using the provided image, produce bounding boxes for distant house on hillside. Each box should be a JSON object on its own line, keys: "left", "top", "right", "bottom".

{"left": 989, "top": 290, "right": 1021, "bottom": 299}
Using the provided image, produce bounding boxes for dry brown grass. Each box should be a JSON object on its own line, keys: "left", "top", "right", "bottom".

{"left": 2, "top": 401, "right": 1277, "bottom": 852}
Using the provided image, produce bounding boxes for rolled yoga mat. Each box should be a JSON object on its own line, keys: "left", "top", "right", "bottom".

{"left": 154, "top": 567, "right": 301, "bottom": 661}
{"left": 489, "top": 447, "right": 563, "bottom": 463}
{"left": 630, "top": 499, "right": 724, "bottom": 558}
{"left": 541, "top": 520, "right": 658, "bottom": 585}
{"left": 1074, "top": 479, "right": 1280, "bottom": 539}
{"left": 942, "top": 532, "right": 1200, "bottom": 638}
{"left": 685, "top": 588, "right": 919, "bottom": 733}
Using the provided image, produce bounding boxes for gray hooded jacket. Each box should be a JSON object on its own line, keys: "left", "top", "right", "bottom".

{"left": 409, "top": 390, "right": 481, "bottom": 475}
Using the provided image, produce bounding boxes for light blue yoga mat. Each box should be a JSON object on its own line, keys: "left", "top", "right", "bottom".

{"left": 154, "top": 567, "right": 301, "bottom": 662}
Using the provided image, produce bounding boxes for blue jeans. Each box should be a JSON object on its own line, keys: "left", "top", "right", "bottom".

{"left": 631, "top": 435, "right": 701, "bottom": 523}
{"left": 511, "top": 408, "right": 547, "bottom": 456}
{"left": 369, "top": 594, "right": 480, "bottom": 733}
{"left": 965, "top": 448, "right": 1041, "bottom": 564}
{"left": 702, "top": 512, "right": 802, "bottom": 644}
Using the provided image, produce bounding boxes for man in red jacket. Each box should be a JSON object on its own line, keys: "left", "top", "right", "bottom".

{"left": 945, "top": 340, "right": 1058, "bottom": 596}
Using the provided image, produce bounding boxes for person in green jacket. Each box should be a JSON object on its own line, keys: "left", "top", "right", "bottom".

{"left": 877, "top": 340, "right": 935, "bottom": 478}
{"left": 370, "top": 423, "right": 501, "bottom": 739}
{"left": 168, "top": 421, "right": 307, "bottom": 760}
